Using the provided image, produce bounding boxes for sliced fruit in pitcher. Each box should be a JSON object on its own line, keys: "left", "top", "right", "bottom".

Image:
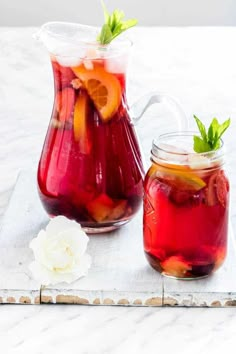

{"left": 109, "top": 200, "right": 127, "bottom": 220}
{"left": 72, "top": 63, "right": 121, "bottom": 121}
{"left": 52, "top": 60, "right": 76, "bottom": 89}
{"left": 56, "top": 87, "right": 75, "bottom": 123}
{"left": 73, "top": 90, "right": 91, "bottom": 154}
{"left": 86, "top": 193, "right": 115, "bottom": 222}
{"left": 86, "top": 194, "right": 127, "bottom": 222}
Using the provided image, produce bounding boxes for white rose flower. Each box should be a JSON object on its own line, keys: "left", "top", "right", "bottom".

{"left": 29, "top": 216, "right": 91, "bottom": 285}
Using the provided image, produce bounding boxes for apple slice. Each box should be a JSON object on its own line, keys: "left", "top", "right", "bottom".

{"left": 86, "top": 194, "right": 127, "bottom": 222}
{"left": 109, "top": 200, "right": 127, "bottom": 220}
{"left": 161, "top": 256, "right": 191, "bottom": 277}
{"left": 86, "top": 194, "right": 114, "bottom": 222}
{"left": 56, "top": 87, "right": 75, "bottom": 123}
{"left": 73, "top": 90, "right": 91, "bottom": 154}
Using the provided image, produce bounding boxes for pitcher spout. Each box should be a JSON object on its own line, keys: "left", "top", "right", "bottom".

{"left": 33, "top": 22, "right": 99, "bottom": 54}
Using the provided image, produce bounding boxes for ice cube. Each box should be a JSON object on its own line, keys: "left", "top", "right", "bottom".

{"left": 53, "top": 44, "right": 83, "bottom": 67}
{"left": 158, "top": 143, "right": 188, "bottom": 163}
{"left": 105, "top": 56, "right": 128, "bottom": 74}
{"left": 83, "top": 59, "right": 94, "bottom": 70}
{"left": 57, "top": 56, "right": 82, "bottom": 67}
{"left": 85, "top": 47, "right": 100, "bottom": 59}
{"left": 188, "top": 154, "right": 211, "bottom": 169}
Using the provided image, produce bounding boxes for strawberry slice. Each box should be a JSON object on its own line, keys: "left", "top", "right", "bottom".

{"left": 56, "top": 87, "right": 75, "bottom": 123}
{"left": 205, "top": 172, "right": 218, "bottom": 206}
{"left": 206, "top": 170, "right": 229, "bottom": 207}
{"left": 216, "top": 170, "right": 229, "bottom": 208}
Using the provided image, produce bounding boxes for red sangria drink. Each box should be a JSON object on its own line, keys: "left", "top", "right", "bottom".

{"left": 37, "top": 36, "right": 144, "bottom": 233}
{"left": 143, "top": 132, "right": 229, "bottom": 279}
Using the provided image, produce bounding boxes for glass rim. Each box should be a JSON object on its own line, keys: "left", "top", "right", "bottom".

{"left": 39, "top": 21, "right": 133, "bottom": 59}
{"left": 151, "top": 131, "right": 225, "bottom": 168}
{"left": 152, "top": 131, "right": 224, "bottom": 156}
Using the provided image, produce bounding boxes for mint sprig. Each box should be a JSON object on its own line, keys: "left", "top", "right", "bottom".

{"left": 193, "top": 115, "right": 230, "bottom": 153}
{"left": 97, "top": 1, "right": 137, "bottom": 45}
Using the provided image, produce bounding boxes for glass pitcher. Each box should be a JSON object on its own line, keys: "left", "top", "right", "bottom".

{"left": 36, "top": 22, "right": 188, "bottom": 233}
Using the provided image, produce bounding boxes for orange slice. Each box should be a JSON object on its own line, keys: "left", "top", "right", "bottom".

{"left": 72, "top": 63, "right": 121, "bottom": 121}
{"left": 73, "top": 91, "right": 91, "bottom": 154}
{"left": 152, "top": 164, "right": 206, "bottom": 191}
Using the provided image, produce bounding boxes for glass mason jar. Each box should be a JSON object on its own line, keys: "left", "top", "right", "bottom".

{"left": 143, "top": 132, "right": 229, "bottom": 279}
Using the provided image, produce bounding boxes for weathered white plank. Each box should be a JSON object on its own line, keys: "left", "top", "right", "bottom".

{"left": 0, "top": 248, "right": 40, "bottom": 304}
{"left": 0, "top": 171, "right": 236, "bottom": 306}
{"left": 0, "top": 171, "right": 46, "bottom": 303}
{"left": 0, "top": 171, "right": 163, "bottom": 305}
{"left": 41, "top": 219, "right": 164, "bottom": 306}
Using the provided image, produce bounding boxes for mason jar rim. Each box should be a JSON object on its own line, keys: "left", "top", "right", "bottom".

{"left": 151, "top": 131, "right": 225, "bottom": 167}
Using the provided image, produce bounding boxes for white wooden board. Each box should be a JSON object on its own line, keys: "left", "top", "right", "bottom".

{"left": 0, "top": 171, "right": 235, "bottom": 306}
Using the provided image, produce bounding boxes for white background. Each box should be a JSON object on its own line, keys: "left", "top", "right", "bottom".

{"left": 0, "top": 0, "right": 236, "bottom": 26}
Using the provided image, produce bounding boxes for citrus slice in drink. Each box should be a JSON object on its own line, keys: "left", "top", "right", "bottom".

{"left": 72, "top": 63, "right": 121, "bottom": 121}
{"left": 155, "top": 164, "right": 206, "bottom": 191}
{"left": 73, "top": 90, "right": 91, "bottom": 154}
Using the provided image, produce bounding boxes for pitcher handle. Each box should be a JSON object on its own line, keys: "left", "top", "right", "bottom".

{"left": 130, "top": 91, "right": 189, "bottom": 130}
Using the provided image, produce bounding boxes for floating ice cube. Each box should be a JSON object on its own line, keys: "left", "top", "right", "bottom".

{"left": 53, "top": 43, "right": 83, "bottom": 67}
{"left": 56, "top": 56, "right": 82, "bottom": 67}
{"left": 158, "top": 143, "right": 188, "bottom": 163}
{"left": 83, "top": 59, "right": 94, "bottom": 70}
{"left": 105, "top": 56, "right": 128, "bottom": 74}
{"left": 188, "top": 154, "right": 211, "bottom": 169}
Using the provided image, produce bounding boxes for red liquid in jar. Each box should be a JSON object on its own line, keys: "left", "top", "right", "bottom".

{"left": 143, "top": 163, "right": 229, "bottom": 278}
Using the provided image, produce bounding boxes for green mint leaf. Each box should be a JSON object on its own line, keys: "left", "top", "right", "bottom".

{"left": 121, "top": 19, "right": 138, "bottom": 31}
{"left": 208, "top": 118, "right": 219, "bottom": 149}
{"left": 193, "top": 115, "right": 207, "bottom": 141}
{"left": 193, "top": 135, "right": 212, "bottom": 153}
{"left": 193, "top": 115, "right": 230, "bottom": 153}
{"left": 97, "top": 24, "right": 113, "bottom": 45}
{"left": 217, "top": 118, "right": 231, "bottom": 139}
{"left": 97, "top": 1, "right": 137, "bottom": 44}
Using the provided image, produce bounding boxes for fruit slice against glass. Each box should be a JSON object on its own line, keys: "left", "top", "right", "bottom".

{"left": 72, "top": 63, "right": 121, "bottom": 121}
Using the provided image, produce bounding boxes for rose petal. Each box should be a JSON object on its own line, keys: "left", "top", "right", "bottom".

{"left": 46, "top": 216, "right": 82, "bottom": 237}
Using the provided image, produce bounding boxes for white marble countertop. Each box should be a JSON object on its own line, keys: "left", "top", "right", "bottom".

{"left": 1, "top": 26, "right": 236, "bottom": 353}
